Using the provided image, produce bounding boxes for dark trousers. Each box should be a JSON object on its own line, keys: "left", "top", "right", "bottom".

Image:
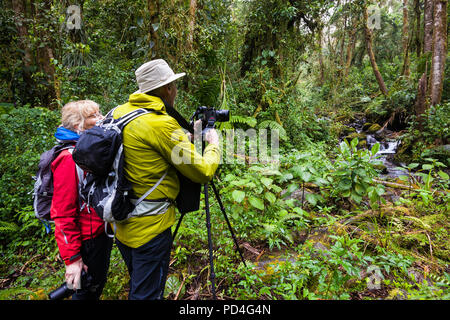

{"left": 72, "top": 232, "right": 113, "bottom": 300}
{"left": 116, "top": 228, "right": 173, "bottom": 300}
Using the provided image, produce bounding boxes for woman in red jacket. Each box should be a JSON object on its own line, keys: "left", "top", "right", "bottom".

{"left": 51, "top": 100, "right": 112, "bottom": 300}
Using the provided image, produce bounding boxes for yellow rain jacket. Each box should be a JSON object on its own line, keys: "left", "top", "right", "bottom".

{"left": 112, "top": 93, "right": 220, "bottom": 248}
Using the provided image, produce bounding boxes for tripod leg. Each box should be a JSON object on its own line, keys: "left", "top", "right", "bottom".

{"left": 204, "top": 183, "right": 217, "bottom": 300}
{"left": 210, "top": 181, "right": 247, "bottom": 267}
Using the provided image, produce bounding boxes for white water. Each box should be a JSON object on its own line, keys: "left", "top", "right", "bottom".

{"left": 346, "top": 119, "right": 405, "bottom": 178}
{"left": 367, "top": 134, "right": 400, "bottom": 155}
{"left": 366, "top": 133, "right": 406, "bottom": 177}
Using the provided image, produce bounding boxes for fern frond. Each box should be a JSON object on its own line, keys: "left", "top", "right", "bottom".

{"left": 230, "top": 115, "right": 257, "bottom": 127}
{"left": 217, "top": 115, "right": 257, "bottom": 130}
{"left": 194, "top": 76, "right": 221, "bottom": 107}
{"left": 258, "top": 120, "right": 288, "bottom": 141}
{"left": 0, "top": 220, "right": 18, "bottom": 234}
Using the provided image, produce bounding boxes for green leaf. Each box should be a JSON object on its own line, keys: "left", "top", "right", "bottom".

{"left": 264, "top": 192, "right": 276, "bottom": 204}
{"left": 422, "top": 164, "right": 433, "bottom": 171}
{"left": 260, "top": 177, "right": 273, "bottom": 188}
{"left": 338, "top": 178, "right": 352, "bottom": 190}
{"left": 249, "top": 196, "right": 264, "bottom": 210}
{"left": 376, "top": 186, "right": 385, "bottom": 196}
{"left": 280, "top": 173, "right": 293, "bottom": 182}
{"left": 305, "top": 193, "right": 317, "bottom": 206}
{"left": 407, "top": 163, "right": 419, "bottom": 169}
{"left": 287, "top": 183, "right": 299, "bottom": 193}
{"left": 350, "top": 138, "right": 358, "bottom": 149}
{"left": 354, "top": 183, "right": 365, "bottom": 195}
{"left": 164, "top": 275, "right": 182, "bottom": 298}
{"left": 371, "top": 142, "right": 380, "bottom": 155}
{"left": 293, "top": 207, "right": 307, "bottom": 215}
{"left": 438, "top": 170, "right": 449, "bottom": 180}
{"left": 368, "top": 189, "right": 378, "bottom": 204}
{"left": 271, "top": 185, "right": 283, "bottom": 193}
{"left": 314, "top": 177, "right": 329, "bottom": 186}
{"left": 350, "top": 192, "right": 362, "bottom": 204}
{"left": 300, "top": 171, "right": 312, "bottom": 182}
{"left": 231, "top": 190, "right": 246, "bottom": 203}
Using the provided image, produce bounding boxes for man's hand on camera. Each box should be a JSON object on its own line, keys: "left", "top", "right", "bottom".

{"left": 205, "top": 129, "right": 219, "bottom": 145}
{"left": 186, "top": 119, "right": 203, "bottom": 142}
{"left": 65, "top": 258, "right": 88, "bottom": 290}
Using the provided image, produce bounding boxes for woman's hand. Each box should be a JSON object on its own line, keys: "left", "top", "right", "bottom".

{"left": 65, "top": 259, "right": 88, "bottom": 290}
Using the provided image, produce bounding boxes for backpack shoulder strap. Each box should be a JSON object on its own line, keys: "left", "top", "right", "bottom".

{"left": 113, "top": 108, "right": 155, "bottom": 130}
{"left": 134, "top": 169, "right": 169, "bottom": 206}
{"left": 67, "top": 147, "right": 87, "bottom": 212}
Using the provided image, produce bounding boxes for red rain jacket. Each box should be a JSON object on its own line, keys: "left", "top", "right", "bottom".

{"left": 50, "top": 149, "right": 105, "bottom": 265}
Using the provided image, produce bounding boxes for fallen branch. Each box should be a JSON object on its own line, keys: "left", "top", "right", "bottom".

{"left": 373, "top": 179, "right": 448, "bottom": 194}
{"left": 372, "top": 179, "right": 415, "bottom": 191}
{"left": 174, "top": 275, "right": 187, "bottom": 300}
{"left": 20, "top": 254, "right": 41, "bottom": 274}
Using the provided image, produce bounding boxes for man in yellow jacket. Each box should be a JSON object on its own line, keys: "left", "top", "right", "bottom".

{"left": 113, "top": 59, "right": 220, "bottom": 299}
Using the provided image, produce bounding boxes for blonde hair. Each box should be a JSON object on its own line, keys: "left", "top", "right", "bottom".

{"left": 61, "top": 100, "right": 100, "bottom": 132}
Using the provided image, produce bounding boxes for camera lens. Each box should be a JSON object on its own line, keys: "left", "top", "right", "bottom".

{"left": 215, "top": 110, "right": 230, "bottom": 122}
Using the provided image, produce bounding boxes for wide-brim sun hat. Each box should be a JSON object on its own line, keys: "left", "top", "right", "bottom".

{"left": 134, "top": 59, "right": 186, "bottom": 94}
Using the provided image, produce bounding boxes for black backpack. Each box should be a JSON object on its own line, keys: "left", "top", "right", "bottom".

{"left": 72, "top": 108, "right": 164, "bottom": 223}
{"left": 33, "top": 143, "right": 82, "bottom": 227}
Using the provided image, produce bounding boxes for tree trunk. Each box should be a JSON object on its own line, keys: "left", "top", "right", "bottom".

{"left": 414, "top": 0, "right": 422, "bottom": 57}
{"left": 423, "top": 0, "right": 434, "bottom": 54}
{"left": 338, "top": 16, "right": 347, "bottom": 74}
{"left": 187, "top": 0, "right": 197, "bottom": 50}
{"left": 415, "top": 63, "right": 428, "bottom": 127}
{"left": 363, "top": 7, "right": 389, "bottom": 96}
{"left": 401, "top": 0, "right": 410, "bottom": 78}
{"left": 11, "top": 0, "right": 33, "bottom": 89}
{"left": 317, "top": 26, "right": 324, "bottom": 85}
{"left": 414, "top": 0, "right": 433, "bottom": 119}
{"left": 429, "top": 0, "right": 447, "bottom": 106}
{"left": 343, "top": 17, "right": 358, "bottom": 80}
{"left": 36, "top": 0, "right": 57, "bottom": 107}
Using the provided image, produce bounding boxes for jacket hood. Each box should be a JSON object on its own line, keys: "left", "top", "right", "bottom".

{"left": 128, "top": 93, "right": 166, "bottom": 112}
{"left": 54, "top": 126, "right": 80, "bottom": 142}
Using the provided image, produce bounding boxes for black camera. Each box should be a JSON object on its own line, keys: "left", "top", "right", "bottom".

{"left": 190, "top": 106, "right": 230, "bottom": 135}
{"left": 48, "top": 271, "right": 93, "bottom": 300}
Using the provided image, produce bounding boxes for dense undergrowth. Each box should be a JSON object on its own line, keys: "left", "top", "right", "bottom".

{"left": 1, "top": 0, "right": 449, "bottom": 301}
{"left": 0, "top": 81, "right": 448, "bottom": 300}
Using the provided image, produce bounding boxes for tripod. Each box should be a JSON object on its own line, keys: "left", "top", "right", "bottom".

{"left": 172, "top": 178, "right": 247, "bottom": 300}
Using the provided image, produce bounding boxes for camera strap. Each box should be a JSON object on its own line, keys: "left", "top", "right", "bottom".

{"left": 164, "top": 103, "right": 194, "bottom": 134}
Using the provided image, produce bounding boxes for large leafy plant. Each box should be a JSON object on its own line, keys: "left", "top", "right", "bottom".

{"left": 330, "top": 138, "right": 385, "bottom": 207}
{"left": 219, "top": 164, "right": 310, "bottom": 249}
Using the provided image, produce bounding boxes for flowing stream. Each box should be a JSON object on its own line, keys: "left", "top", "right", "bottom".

{"left": 347, "top": 118, "right": 406, "bottom": 178}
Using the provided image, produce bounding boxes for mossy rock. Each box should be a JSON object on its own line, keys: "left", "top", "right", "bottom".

{"left": 397, "top": 232, "right": 429, "bottom": 250}
{"left": 394, "top": 140, "right": 413, "bottom": 163}
{"left": 341, "top": 126, "right": 356, "bottom": 136}
{"left": 344, "top": 132, "right": 367, "bottom": 142}
{"left": 358, "top": 139, "right": 367, "bottom": 148}
{"left": 362, "top": 122, "right": 372, "bottom": 131}
{"left": 373, "top": 163, "right": 387, "bottom": 173}
{"left": 366, "top": 123, "right": 382, "bottom": 134}
{"left": 421, "top": 213, "right": 447, "bottom": 226}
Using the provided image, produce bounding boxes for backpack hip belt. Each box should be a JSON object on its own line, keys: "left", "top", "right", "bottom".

{"left": 127, "top": 199, "right": 172, "bottom": 219}
{"left": 124, "top": 169, "right": 171, "bottom": 219}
